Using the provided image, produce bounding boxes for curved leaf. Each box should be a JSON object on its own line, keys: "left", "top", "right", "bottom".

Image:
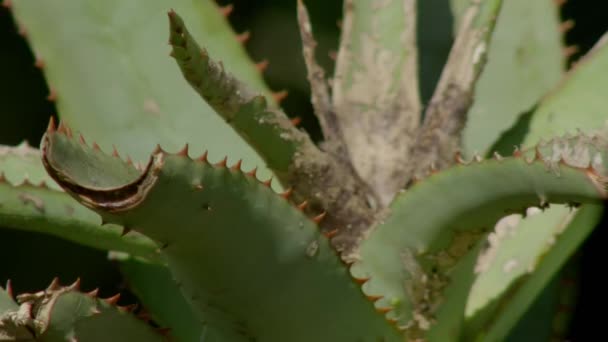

{"left": 41, "top": 128, "right": 401, "bottom": 341}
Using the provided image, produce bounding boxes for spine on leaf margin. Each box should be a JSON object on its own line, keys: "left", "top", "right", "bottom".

{"left": 168, "top": 10, "right": 379, "bottom": 257}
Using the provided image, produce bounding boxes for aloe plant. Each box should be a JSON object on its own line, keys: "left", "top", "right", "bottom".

{"left": 0, "top": 0, "right": 606, "bottom": 340}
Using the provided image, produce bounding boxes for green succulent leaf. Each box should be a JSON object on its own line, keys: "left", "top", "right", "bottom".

{"left": 351, "top": 133, "right": 608, "bottom": 339}
{"left": 461, "top": 0, "right": 565, "bottom": 156}
{"left": 406, "top": 0, "right": 503, "bottom": 181}
{"left": 117, "top": 255, "right": 202, "bottom": 342}
{"left": 0, "top": 279, "right": 165, "bottom": 341}
{"left": 525, "top": 32, "right": 608, "bottom": 144}
{"left": 168, "top": 10, "right": 302, "bottom": 179}
{"left": 8, "top": 0, "right": 275, "bottom": 182}
{"left": 0, "top": 142, "right": 161, "bottom": 262}
{"left": 332, "top": 0, "right": 421, "bottom": 203}
{"left": 467, "top": 32, "right": 608, "bottom": 340}
{"left": 478, "top": 205, "right": 599, "bottom": 341}
{"left": 40, "top": 128, "right": 401, "bottom": 341}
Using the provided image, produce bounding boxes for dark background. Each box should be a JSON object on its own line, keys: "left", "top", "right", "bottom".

{"left": 1, "top": 1, "right": 606, "bottom": 339}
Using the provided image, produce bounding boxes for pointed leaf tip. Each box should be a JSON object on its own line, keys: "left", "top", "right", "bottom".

{"left": 68, "top": 278, "right": 81, "bottom": 291}
{"left": 177, "top": 144, "right": 189, "bottom": 157}
{"left": 220, "top": 4, "right": 234, "bottom": 17}
{"left": 255, "top": 59, "right": 269, "bottom": 72}
{"left": 297, "top": 200, "right": 308, "bottom": 211}
{"left": 104, "top": 293, "right": 121, "bottom": 305}
{"left": 46, "top": 116, "right": 56, "bottom": 133}
{"left": 236, "top": 31, "right": 251, "bottom": 44}
{"left": 196, "top": 151, "right": 209, "bottom": 163}
{"left": 215, "top": 156, "right": 228, "bottom": 167}
{"left": 230, "top": 159, "right": 242, "bottom": 171}
{"left": 47, "top": 277, "right": 61, "bottom": 291}
{"left": 5, "top": 279, "right": 13, "bottom": 298}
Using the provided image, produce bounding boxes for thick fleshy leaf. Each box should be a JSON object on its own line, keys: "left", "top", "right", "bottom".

{"left": 0, "top": 143, "right": 160, "bottom": 262}
{"left": 461, "top": 0, "right": 565, "bottom": 156}
{"left": 351, "top": 132, "right": 608, "bottom": 339}
{"left": 117, "top": 255, "right": 202, "bottom": 342}
{"left": 406, "top": 0, "right": 503, "bottom": 182}
{"left": 332, "top": 0, "right": 421, "bottom": 204}
{"left": 8, "top": 0, "right": 274, "bottom": 181}
{"left": 0, "top": 279, "right": 165, "bottom": 341}
{"left": 477, "top": 205, "right": 600, "bottom": 341}
{"left": 525, "top": 33, "right": 608, "bottom": 144}
{"left": 41, "top": 129, "right": 401, "bottom": 341}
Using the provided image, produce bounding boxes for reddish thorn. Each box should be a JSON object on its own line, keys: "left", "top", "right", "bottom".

{"left": 312, "top": 212, "right": 326, "bottom": 224}
{"left": 290, "top": 116, "right": 302, "bottom": 126}
{"left": 279, "top": 188, "right": 293, "bottom": 199}
{"left": 2, "top": 0, "right": 12, "bottom": 9}
{"left": 68, "top": 278, "right": 81, "bottom": 291}
{"left": 553, "top": 0, "right": 566, "bottom": 6}
{"left": 78, "top": 133, "right": 86, "bottom": 145}
{"left": 262, "top": 177, "right": 273, "bottom": 187}
{"left": 47, "top": 117, "right": 56, "bottom": 133}
{"left": 328, "top": 50, "right": 337, "bottom": 61}
{"left": 65, "top": 125, "right": 73, "bottom": 138}
{"left": 46, "top": 88, "right": 57, "bottom": 102}
{"left": 112, "top": 145, "right": 120, "bottom": 158}
{"left": 126, "top": 155, "right": 133, "bottom": 165}
{"left": 57, "top": 121, "right": 67, "bottom": 134}
{"left": 353, "top": 276, "right": 370, "bottom": 285}
{"left": 5, "top": 280, "right": 13, "bottom": 298}
{"left": 86, "top": 288, "right": 99, "bottom": 297}
{"left": 297, "top": 200, "right": 308, "bottom": 211}
{"left": 366, "top": 295, "right": 384, "bottom": 302}
{"left": 255, "top": 59, "right": 269, "bottom": 72}
{"left": 272, "top": 90, "right": 288, "bottom": 103}
{"left": 230, "top": 159, "right": 243, "bottom": 171}
{"left": 104, "top": 293, "right": 121, "bottom": 305}
{"left": 323, "top": 228, "right": 338, "bottom": 239}
{"left": 220, "top": 4, "right": 234, "bottom": 17}
{"left": 177, "top": 144, "right": 189, "bottom": 157}
{"left": 560, "top": 20, "right": 575, "bottom": 33}
{"left": 119, "top": 303, "right": 138, "bottom": 313}
{"left": 197, "top": 151, "right": 209, "bottom": 163}
{"left": 236, "top": 31, "right": 251, "bottom": 44}
{"left": 563, "top": 45, "right": 579, "bottom": 58}
{"left": 246, "top": 167, "right": 258, "bottom": 178}
{"left": 47, "top": 277, "right": 61, "bottom": 291}
{"left": 0, "top": 172, "right": 6, "bottom": 183}
{"left": 215, "top": 156, "right": 228, "bottom": 167}
{"left": 512, "top": 146, "right": 522, "bottom": 158}
{"left": 375, "top": 307, "right": 392, "bottom": 314}
{"left": 17, "top": 24, "right": 27, "bottom": 37}
{"left": 34, "top": 58, "right": 45, "bottom": 69}
{"left": 92, "top": 142, "right": 101, "bottom": 152}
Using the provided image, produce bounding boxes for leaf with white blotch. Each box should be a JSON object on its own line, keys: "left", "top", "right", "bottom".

{"left": 350, "top": 133, "right": 608, "bottom": 340}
